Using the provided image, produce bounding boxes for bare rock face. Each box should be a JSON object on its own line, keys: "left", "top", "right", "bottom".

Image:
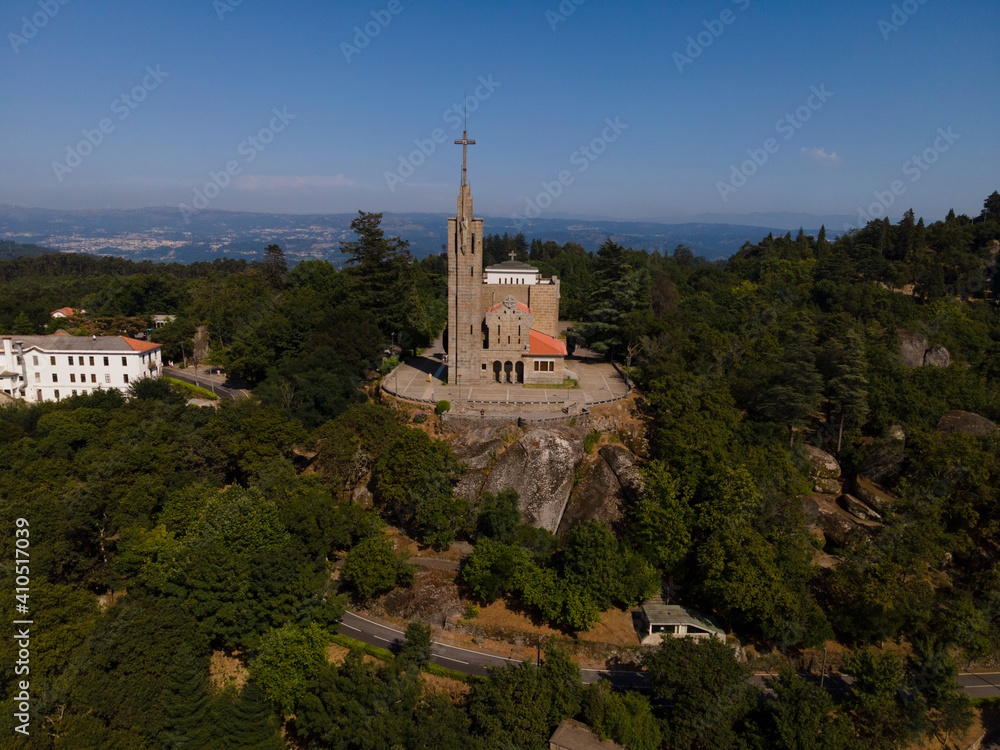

{"left": 899, "top": 330, "right": 929, "bottom": 368}
{"left": 804, "top": 497, "right": 867, "bottom": 548}
{"left": 814, "top": 477, "right": 842, "bottom": 495}
{"left": 481, "top": 428, "right": 585, "bottom": 533}
{"left": 352, "top": 484, "right": 374, "bottom": 510}
{"left": 453, "top": 470, "right": 487, "bottom": 504}
{"left": 449, "top": 426, "right": 513, "bottom": 470}
{"left": 888, "top": 424, "right": 906, "bottom": 442}
{"left": 616, "top": 424, "right": 649, "bottom": 459}
{"left": 923, "top": 345, "right": 951, "bottom": 368}
{"left": 838, "top": 493, "right": 882, "bottom": 522}
{"left": 936, "top": 410, "right": 999, "bottom": 437}
{"left": 598, "top": 444, "right": 645, "bottom": 503}
{"left": 557, "top": 455, "right": 624, "bottom": 538}
{"left": 853, "top": 477, "right": 896, "bottom": 513}
{"left": 805, "top": 445, "right": 841, "bottom": 479}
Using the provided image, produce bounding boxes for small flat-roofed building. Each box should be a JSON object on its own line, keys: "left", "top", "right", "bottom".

{"left": 549, "top": 719, "right": 622, "bottom": 750}
{"left": 638, "top": 603, "right": 725, "bottom": 645}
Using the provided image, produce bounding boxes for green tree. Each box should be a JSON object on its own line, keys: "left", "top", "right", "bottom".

{"left": 756, "top": 321, "right": 823, "bottom": 445}
{"left": 580, "top": 682, "right": 661, "bottom": 750}
{"left": 216, "top": 681, "right": 285, "bottom": 750}
{"left": 340, "top": 534, "right": 415, "bottom": 602}
{"left": 261, "top": 244, "right": 287, "bottom": 289}
{"left": 399, "top": 621, "right": 433, "bottom": 670}
{"left": 12, "top": 311, "right": 35, "bottom": 334}
{"left": 468, "top": 644, "right": 582, "bottom": 749}
{"left": 340, "top": 211, "right": 416, "bottom": 338}
{"left": 160, "top": 644, "right": 217, "bottom": 749}
{"left": 631, "top": 460, "right": 692, "bottom": 570}
{"left": 844, "top": 650, "right": 928, "bottom": 750}
{"left": 250, "top": 621, "right": 329, "bottom": 714}
{"left": 643, "top": 636, "right": 758, "bottom": 750}
{"left": 827, "top": 328, "right": 869, "bottom": 453}
{"left": 744, "top": 668, "right": 860, "bottom": 750}
{"left": 577, "top": 239, "right": 650, "bottom": 359}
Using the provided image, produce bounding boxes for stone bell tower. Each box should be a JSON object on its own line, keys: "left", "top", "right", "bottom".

{"left": 446, "top": 130, "right": 484, "bottom": 386}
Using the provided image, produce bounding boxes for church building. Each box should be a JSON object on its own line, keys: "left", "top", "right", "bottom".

{"left": 446, "top": 131, "right": 566, "bottom": 386}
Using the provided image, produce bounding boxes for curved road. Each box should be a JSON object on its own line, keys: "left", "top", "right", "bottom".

{"left": 162, "top": 366, "right": 249, "bottom": 400}
{"left": 339, "top": 611, "right": 648, "bottom": 689}
{"left": 339, "top": 610, "right": 1000, "bottom": 697}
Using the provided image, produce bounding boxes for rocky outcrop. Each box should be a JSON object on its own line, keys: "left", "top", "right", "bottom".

{"left": 899, "top": 331, "right": 929, "bottom": 368}
{"left": 924, "top": 345, "right": 951, "bottom": 368}
{"left": 888, "top": 424, "right": 905, "bottom": 442}
{"left": 805, "top": 445, "right": 841, "bottom": 479}
{"left": 898, "top": 330, "right": 950, "bottom": 369}
{"left": 852, "top": 477, "right": 896, "bottom": 513}
{"left": 481, "top": 428, "right": 586, "bottom": 533}
{"left": 804, "top": 496, "right": 871, "bottom": 549}
{"left": 803, "top": 497, "right": 863, "bottom": 548}
{"left": 598, "top": 445, "right": 645, "bottom": 503}
{"left": 936, "top": 410, "right": 999, "bottom": 437}
{"left": 449, "top": 426, "right": 510, "bottom": 470}
{"left": 838, "top": 493, "right": 882, "bottom": 522}
{"left": 814, "top": 477, "right": 842, "bottom": 495}
{"left": 557, "top": 455, "right": 624, "bottom": 538}
{"left": 352, "top": 484, "right": 374, "bottom": 510}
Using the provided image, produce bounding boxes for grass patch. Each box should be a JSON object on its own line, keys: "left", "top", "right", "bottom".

{"left": 522, "top": 378, "right": 578, "bottom": 389}
{"left": 163, "top": 377, "right": 218, "bottom": 401}
{"left": 329, "top": 632, "right": 481, "bottom": 684}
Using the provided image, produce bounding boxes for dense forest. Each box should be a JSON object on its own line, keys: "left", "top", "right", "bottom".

{"left": 1, "top": 194, "right": 999, "bottom": 749}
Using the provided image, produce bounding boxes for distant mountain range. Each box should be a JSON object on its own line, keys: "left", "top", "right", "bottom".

{"left": 0, "top": 204, "right": 849, "bottom": 265}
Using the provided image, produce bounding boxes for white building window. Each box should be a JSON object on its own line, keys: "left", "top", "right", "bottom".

{"left": 32, "top": 356, "right": 38, "bottom": 366}
{"left": 52, "top": 374, "right": 58, "bottom": 383}
{"left": 123, "top": 374, "right": 129, "bottom": 384}
{"left": 105, "top": 374, "right": 111, "bottom": 384}
{"left": 34, "top": 373, "right": 39, "bottom": 382}
{"left": 122, "top": 357, "right": 127, "bottom": 366}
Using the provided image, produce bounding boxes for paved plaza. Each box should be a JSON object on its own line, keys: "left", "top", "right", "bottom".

{"left": 383, "top": 335, "right": 629, "bottom": 412}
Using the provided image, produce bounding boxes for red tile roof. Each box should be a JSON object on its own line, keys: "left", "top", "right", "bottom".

{"left": 123, "top": 337, "right": 161, "bottom": 353}
{"left": 50, "top": 307, "right": 75, "bottom": 317}
{"left": 529, "top": 329, "right": 567, "bottom": 356}
{"left": 487, "top": 300, "right": 532, "bottom": 314}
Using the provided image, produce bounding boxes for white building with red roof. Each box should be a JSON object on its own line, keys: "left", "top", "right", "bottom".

{"left": 0, "top": 334, "right": 162, "bottom": 403}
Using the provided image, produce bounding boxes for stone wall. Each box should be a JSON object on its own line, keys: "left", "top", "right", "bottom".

{"left": 483, "top": 280, "right": 560, "bottom": 338}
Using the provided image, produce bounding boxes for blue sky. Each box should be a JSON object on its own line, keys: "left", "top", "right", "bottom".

{"left": 1, "top": 0, "right": 997, "bottom": 224}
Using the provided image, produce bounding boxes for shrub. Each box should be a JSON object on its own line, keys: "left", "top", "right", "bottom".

{"left": 584, "top": 430, "right": 601, "bottom": 453}
{"left": 435, "top": 400, "right": 451, "bottom": 415}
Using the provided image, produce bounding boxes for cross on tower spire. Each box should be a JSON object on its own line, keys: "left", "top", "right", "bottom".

{"left": 509, "top": 248, "right": 516, "bottom": 262}
{"left": 454, "top": 130, "right": 475, "bottom": 186}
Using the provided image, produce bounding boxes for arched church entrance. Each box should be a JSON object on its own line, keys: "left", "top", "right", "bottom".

{"left": 503, "top": 361, "right": 513, "bottom": 383}
{"left": 493, "top": 360, "right": 502, "bottom": 383}
{"left": 515, "top": 361, "right": 524, "bottom": 384}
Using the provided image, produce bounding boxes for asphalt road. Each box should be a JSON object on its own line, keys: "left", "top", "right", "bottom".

{"left": 339, "top": 611, "right": 648, "bottom": 687}
{"left": 340, "top": 611, "right": 1000, "bottom": 698}
{"left": 162, "top": 366, "right": 248, "bottom": 400}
